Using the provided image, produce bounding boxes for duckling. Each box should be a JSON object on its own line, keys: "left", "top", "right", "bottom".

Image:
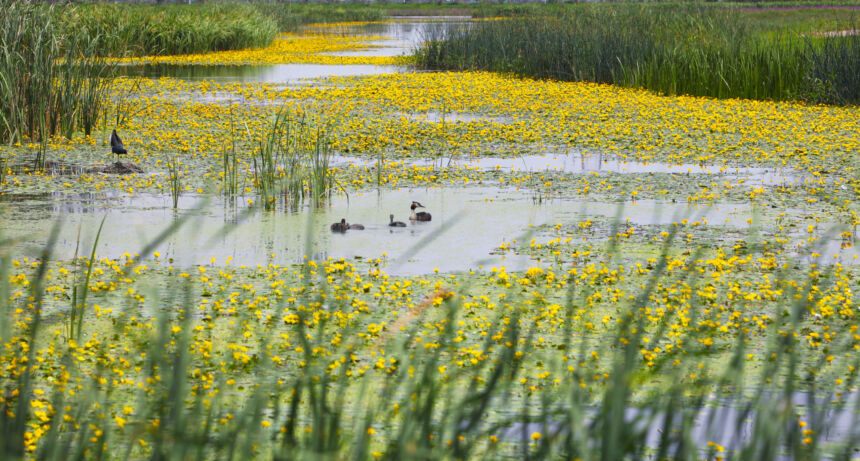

{"left": 409, "top": 201, "right": 431, "bottom": 221}
{"left": 331, "top": 218, "right": 349, "bottom": 233}
{"left": 348, "top": 223, "right": 365, "bottom": 230}
{"left": 389, "top": 214, "right": 406, "bottom": 227}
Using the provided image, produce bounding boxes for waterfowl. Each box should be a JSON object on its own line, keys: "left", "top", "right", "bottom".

{"left": 331, "top": 218, "right": 349, "bottom": 232}
{"left": 348, "top": 223, "right": 365, "bottom": 230}
{"left": 409, "top": 201, "right": 431, "bottom": 221}
{"left": 389, "top": 214, "right": 406, "bottom": 227}
{"left": 110, "top": 130, "right": 127, "bottom": 158}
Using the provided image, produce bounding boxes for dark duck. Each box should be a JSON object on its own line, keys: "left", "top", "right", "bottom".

{"left": 330, "top": 219, "right": 349, "bottom": 233}
{"left": 389, "top": 214, "right": 406, "bottom": 227}
{"left": 409, "top": 201, "right": 431, "bottom": 221}
{"left": 110, "top": 129, "right": 127, "bottom": 158}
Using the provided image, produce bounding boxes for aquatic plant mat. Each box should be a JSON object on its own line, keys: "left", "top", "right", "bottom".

{"left": 0, "top": 18, "right": 859, "bottom": 460}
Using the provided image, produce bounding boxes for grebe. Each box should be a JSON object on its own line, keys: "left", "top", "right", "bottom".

{"left": 409, "top": 201, "right": 431, "bottom": 221}
{"left": 389, "top": 214, "right": 406, "bottom": 227}
{"left": 331, "top": 219, "right": 349, "bottom": 232}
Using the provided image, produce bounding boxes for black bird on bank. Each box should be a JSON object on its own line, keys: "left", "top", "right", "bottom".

{"left": 111, "top": 130, "right": 127, "bottom": 159}
{"left": 409, "top": 201, "right": 431, "bottom": 221}
{"left": 331, "top": 219, "right": 349, "bottom": 233}
{"left": 389, "top": 214, "right": 406, "bottom": 227}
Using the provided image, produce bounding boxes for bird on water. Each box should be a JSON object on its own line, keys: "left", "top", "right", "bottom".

{"left": 409, "top": 201, "right": 431, "bottom": 221}
{"left": 110, "top": 130, "right": 127, "bottom": 160}
{"left": 348, "top": 223, "right": 365, "bottom": 230}
{"left": 331, "top": 219, "right": 349, "bottom": 232}
{"left": 389, "top": 214, "right": 406, "bottom": 227}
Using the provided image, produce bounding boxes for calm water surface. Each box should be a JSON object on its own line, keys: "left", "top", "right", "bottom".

{"left": 0, "top": 187, "right": 758, "bottom": 275}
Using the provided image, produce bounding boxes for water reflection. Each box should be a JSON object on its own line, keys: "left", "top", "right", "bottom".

{"left": 331, "top": 152, "right": 807, "bottom": 185}
{"left": 501, "top": 391, "right": 860, "bottom": 456}
{"left": 0, "top": 187, "right": 756, "bottom": 275}
{"left": 120, "top": 62, "right": 406, "bottom": 84}
{"left": 119, "top": 20, "right": 465, "bottom": 83}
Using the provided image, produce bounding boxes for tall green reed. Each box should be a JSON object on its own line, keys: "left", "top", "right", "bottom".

{"left": 308, "top": 124, "right": 337, "bottom": 206}
{"left": 251, "top": 108, "right": 338, "bottom": 211}
{"left": 802, "top": 26, "right": 860, "bottom": 104}
{"left": 0, "top": 1, "right": 116, "bottom": 146}
{"left": 253, "top": 3, "right": 386, "bottom": 33}
{"left": 416, "top": 5, "right": 860, "bottom": 105}
{"left": 62, "top": 3, "right": 277, "bottom": 57}
{"left": 223, "top": 107, "right": 241, "bottom": 198}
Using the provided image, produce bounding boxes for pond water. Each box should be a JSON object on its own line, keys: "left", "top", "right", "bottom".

{"left": 8, "top": 19, "right": 855, "bottom": 274}
{"left": 318, "top": 20, "right": 467, "bottom": 56}
{"left": 122, "top": 62, "right": 406, "bottom": 84}
{"left": 0, "top": 187, "right": 755, "bottom": 275}
{"left": 397, "top": 111, "right": 514, "bottom": 124}
{"left": 502, "top": 391, "right": 860, "bottom": 456}
{"left": 332, "top": 152, "right": 807, "bottom": 185}
{"left": 119, "top": 21, "right": 464, "bottom": 83}
{"left": 3, "top": 17, "right": 858, "bottom": 456}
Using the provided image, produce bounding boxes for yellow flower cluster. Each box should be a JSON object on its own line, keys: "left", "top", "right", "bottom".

{"left": 117, "top": 33, "right": 406, "bottom": 66}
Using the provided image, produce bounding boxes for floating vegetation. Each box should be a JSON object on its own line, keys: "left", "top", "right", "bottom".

{"left": 0, "top": 210, "right": 859, "bottom": 457}
{"left": 119, "top": 33, "right": 405, "bottom": 66}
{"left": 0, "top": 17, "right": 859, "bottom": 459}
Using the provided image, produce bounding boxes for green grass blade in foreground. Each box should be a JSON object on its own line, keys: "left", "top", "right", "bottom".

{"left": 70, "top": 215, "right": 106, "bottom": 342}
{"left": 4, "top": 187, "right": 860, "bottom": 458}
{"left": 0, "top": 221, "right": 60, "bottom": 459}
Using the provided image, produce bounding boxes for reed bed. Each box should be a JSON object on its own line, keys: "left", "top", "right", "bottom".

{"left": 253, "top": 3, "right": 387, "bottom": 32}
{"left": 62, "top": 3, "right": 277, "bottom": 57}
{"left": 0, "top": 1, "right": 116, "bottom": 145}
{"left": 803, "top": 30, "right": 860, "bottom": 104}
{"left": 415, "top": 5, "right": 860, "bottom": 105}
